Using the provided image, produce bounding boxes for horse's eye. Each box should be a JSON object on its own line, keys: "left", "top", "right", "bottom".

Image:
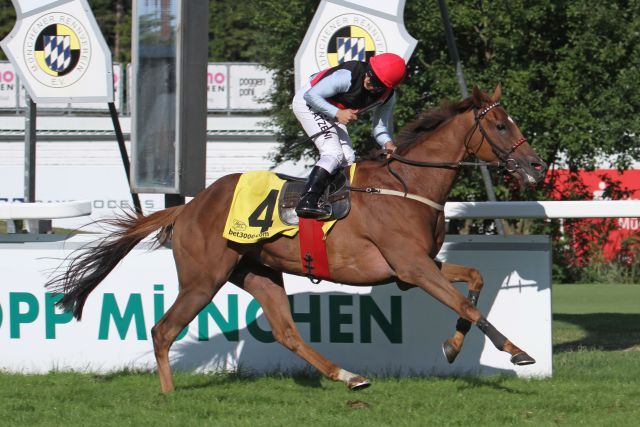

{"left": 496, "top": 122, "right": 506, "bottom": 131}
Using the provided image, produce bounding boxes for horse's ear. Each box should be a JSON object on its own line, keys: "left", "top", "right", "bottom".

{"left": 471, "top": 85, "right": 484, "bottom": 106}
{"left": 491, "top": 84, "right": 502, "bottom": 102}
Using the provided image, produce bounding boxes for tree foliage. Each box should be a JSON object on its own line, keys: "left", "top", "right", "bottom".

{"left": 89, "top": 0, "right": 132, "bottom": 62}
{"left": 208, "top": 0, "right": 261, "bottom": 61}
{"left": 0, "top": 1, "right": 16, "bottom": 59}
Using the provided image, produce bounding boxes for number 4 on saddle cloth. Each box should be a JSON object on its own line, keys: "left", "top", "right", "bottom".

{"left": 222, "top": 164, "right": 356, "bottom": 282}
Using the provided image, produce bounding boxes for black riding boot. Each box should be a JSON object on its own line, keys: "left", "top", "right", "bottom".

{"left": 296, "top": 166, "right": 332, "bottom": 219}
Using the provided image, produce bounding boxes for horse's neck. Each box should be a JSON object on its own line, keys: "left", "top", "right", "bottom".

{"left": 395, "top": 112, "right": 472, "bottom": 204}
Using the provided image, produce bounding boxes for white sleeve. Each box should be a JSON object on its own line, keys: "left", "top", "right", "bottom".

{"left": 371, "top": 92, "right": 396, "bottom": 146}
{"left": 303, "top": 69, "right": 353, "bottom": 118}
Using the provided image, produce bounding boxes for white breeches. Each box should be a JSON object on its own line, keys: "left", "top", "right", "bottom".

{"left": 292, "top": 87, "right": 355, "bottom": 174}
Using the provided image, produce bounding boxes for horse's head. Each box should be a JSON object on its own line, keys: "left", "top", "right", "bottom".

{"left": 468, "top": 85, "right": 547, "bottom": 186}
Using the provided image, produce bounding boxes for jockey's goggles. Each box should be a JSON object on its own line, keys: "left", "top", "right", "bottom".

{"left": 366, "top": 69, "right": 386, "bottom": 93}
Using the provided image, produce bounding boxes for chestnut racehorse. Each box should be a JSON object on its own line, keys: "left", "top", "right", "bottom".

{"left": 47, "top": 85, "right": 547, "bottom": 392}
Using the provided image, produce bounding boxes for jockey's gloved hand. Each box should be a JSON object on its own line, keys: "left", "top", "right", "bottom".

{"left": 384, "top": 141, "right": 397, "bottom": 158}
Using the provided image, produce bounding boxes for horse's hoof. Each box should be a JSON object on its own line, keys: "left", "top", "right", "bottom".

{"left": 442, "top": 339, "right": 459, "bottom": 364}
{"left": 511, "top": 352, "right": 536, "bottom": 366}
{"left": 347, "top": 377, "right": 371, "bottom": 391}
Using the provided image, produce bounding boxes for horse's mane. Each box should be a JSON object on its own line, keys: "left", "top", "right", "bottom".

{"left": 395, "top": 97, "right": 475, "bottom": 148}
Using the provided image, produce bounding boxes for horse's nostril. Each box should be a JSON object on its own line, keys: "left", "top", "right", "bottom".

{"left": 531, "top": 161, "right": 547, "bottom": 173}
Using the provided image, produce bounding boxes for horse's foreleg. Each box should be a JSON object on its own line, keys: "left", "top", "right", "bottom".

{"left": 393, "top": 256, "right": 535, "bottom": 366}
{"left": 439, "top": 262, "right": 484, "bottom": 363}
{"left": 232, "top": 264, "right": 370, "bottom": 390}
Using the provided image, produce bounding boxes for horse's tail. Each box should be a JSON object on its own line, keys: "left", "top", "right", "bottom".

{"left": 46, "top": 205, "right": 186, "bottom": 320}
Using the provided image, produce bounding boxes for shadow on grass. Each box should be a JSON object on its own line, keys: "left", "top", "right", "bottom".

{"left": 91, "top": 369, "right": 154, "bottom": 382}
{"left": 554, "top": 313, "right": 640, "bottom": 352}
{"left": 177, "top": 372, "right": 257, "bottom": 391}
{"left": 176, "top": 370, "right": 323, "bottom": 391}
{"left": 455, "top": 376, "right": 536, "bottom": 395}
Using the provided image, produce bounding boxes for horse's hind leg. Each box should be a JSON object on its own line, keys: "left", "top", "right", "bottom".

{"left": 230, "top": 262, "right": 370, "bottom": 390}
{"left": 153, "top": 287, "right": 215, "bottom": 393}
{"left": 439, "top": 262, "right": 484, "bottom": 363}
{"left": 152, "top": 249, "right": 240, "bottom": 393}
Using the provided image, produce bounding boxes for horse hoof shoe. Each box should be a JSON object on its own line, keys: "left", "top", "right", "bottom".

{"left": 511, "top": 352, "right": 536, "bottom": 366}
{"left": 442, "top": 340, "right": 459, "bottom": 364}
{"left": 348, "top": 379, "right": 371, "bottom": 391}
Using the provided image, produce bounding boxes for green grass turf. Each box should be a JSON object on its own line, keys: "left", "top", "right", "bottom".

{"left": 553, "top": 284, "right": 640, "bottom": 352}
{"left": 553, "top": 284, "right": 640, "bottom": 314}
{"left": 0, "top": 284, "right": 638, "bottom": 426}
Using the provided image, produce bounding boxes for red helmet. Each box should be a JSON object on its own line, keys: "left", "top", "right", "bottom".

{"left": 369, "top": 53, "right": 406, "bottom": 88}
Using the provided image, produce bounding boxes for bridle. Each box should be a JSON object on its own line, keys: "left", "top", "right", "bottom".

{"left": 388, "top": 101, "right": 527, "bottom": 173}
{"left": 367, "top": 100, "right": 529, "bottom": 198}
{"left": 351, "top": 101, "right": 530, "bottom": 208}
{"left": 468, "top": 101, "right": 528, "bottom": 173}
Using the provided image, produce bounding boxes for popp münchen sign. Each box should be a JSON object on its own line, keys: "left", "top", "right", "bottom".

{"left": 0, "top": 0, "right": 113, "bottom": 103}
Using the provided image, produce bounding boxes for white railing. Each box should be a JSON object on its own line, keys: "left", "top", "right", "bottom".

{"left": 0, "top": 201, "right": 92, "bottom": 220}
{"left": 1, "top": 199, "right": 638, "bottom": 224}
{"left": 445, "top": 200, "right": 640, "bottom": 219}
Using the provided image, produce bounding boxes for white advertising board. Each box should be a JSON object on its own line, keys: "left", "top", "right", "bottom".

{"left": 0, "top": 62, "right": 18, "bottom": 108}
{"left": 0, "top": 235, "right": 551, "bottom": 378}
{"left": 207, "top": 64, "right": 229, "bottom": 110}
{"left": 228, "top": 64, "right": 273, "bottom": 110}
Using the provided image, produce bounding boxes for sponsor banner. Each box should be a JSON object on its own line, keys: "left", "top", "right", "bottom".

{"left": 1, "top": 0, "right": 114, "bottom": 103}
{"left": 0, "top": 235, "right": 551, "bottom": 377}
{"left": 207, "top": 63, "right": 228, "bottom": 110}
{"left": 0, "top": 62, "right": 18, "bottom": 108}
{"left": 228, "top": 64, "right": 273, "bottom": 110}
{"left": 551, "top": 169, "right": 640, "bottom": 260}
{"left": 1, "top": 62, "right": 271, "bottom": 111}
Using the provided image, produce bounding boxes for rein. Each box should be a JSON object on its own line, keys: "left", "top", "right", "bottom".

{"left": 388, "top": 101, "right": 509, "bottom": 170}
{"left": 388, "top": 152, "right": 501, "bottom": 169}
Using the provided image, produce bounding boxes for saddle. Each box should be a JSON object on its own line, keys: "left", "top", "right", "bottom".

{"left": 277, "top": 168, "right": 352, "bottom": 225}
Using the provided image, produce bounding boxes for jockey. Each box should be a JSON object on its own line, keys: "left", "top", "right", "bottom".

{"left": 293, "top": 52, "right": 407, "bottom": 219}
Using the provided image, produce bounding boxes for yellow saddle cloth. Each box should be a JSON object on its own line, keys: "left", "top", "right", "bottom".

{"left": 223, "top": 166, "right": 355, "bottom": 243}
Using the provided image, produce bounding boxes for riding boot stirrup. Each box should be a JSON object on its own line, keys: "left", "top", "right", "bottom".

{"left": 295, "top": 166, "right": 332, "bottom": 220}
